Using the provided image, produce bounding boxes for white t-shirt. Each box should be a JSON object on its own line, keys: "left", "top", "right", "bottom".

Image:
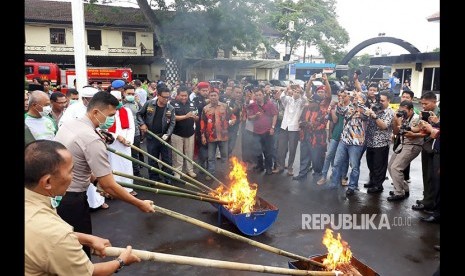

{"left": 25, "top": 114, "right": 56, "bottom": 140}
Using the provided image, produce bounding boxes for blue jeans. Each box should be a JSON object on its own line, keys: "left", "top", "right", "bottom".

{"left": 321, "top": 139, "right": 339, "bottom": 178}
{"left": 331, "top": 142, "right": 364, "bottom": 190}
{"left": 207, "top": 141, "right": 228, "bottom": 175}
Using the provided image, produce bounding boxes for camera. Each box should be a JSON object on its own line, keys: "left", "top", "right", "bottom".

{"left": 396, "top": 110, "right": 408, "bottom": 119}
{"left": 400, "top": 125, "right": 412, "bottom": 132}
{"left": 315, "top": 73, "right": 322, "bottom": 79}
{"left": 421, "top": 111, "right": 431, "bottom": 121}
{"left": 355, "top": 69, "right": 362, "bottom": 76}
{"left": 371, "top": 102, "right": 383, "bottom": 112}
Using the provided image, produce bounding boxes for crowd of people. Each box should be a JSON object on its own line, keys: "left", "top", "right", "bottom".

{"left": 24, "top": 72, "right": 440, "bottom": 274}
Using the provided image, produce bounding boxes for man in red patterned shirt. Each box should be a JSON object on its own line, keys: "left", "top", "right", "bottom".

{"left": 200, "top": 90, "right": 236, "bottom": 180}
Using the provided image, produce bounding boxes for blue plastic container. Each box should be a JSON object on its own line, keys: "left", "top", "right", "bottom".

{"left": 212, "top": 196, "right": 279, "bottom": 236}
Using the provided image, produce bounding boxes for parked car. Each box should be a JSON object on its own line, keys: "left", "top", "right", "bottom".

{"left": 269, "top": 79, "right": 287, "bottom": 87}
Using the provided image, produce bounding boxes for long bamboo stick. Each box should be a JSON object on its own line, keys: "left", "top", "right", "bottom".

{"left": 113, "top": 170, "right": 217, "bottom": 200}
{"left": 106, "top": 147, "right": 206, "bottom": 194}
{"left": 103, "top": 247, "right": 336, "bottom": 275}
{"left": 150, "top": 203, "right": 325, "bottom": 268}
{"left": 145, "top": 129, "right": 225, "bottom": 187}
{"left": 116, "top": 181, "right": 229, "bottom": 205}
{"left": 129, "top": 143, "right": 214, "bottom": 193}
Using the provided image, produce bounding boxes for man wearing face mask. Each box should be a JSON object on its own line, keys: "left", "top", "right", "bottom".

{"left": 123, "top": 84, "right": 144, "bottom": 176}
{"left": 66, "top": 88, "right": 80, "bottom": 107}
{"left": 58, "top": 86, "right": 99, "bottom": 128}
{"left": 107, "top": 90, "right": 137, "bottom": 196}
{"left": 25, "top": 90, "right": 56, "bottom": 140}
{"left": 54, "top": 92, "right": 155, "bottom": 258}
{"left": 25, "top": 140, "right": 142, "bottom": 275}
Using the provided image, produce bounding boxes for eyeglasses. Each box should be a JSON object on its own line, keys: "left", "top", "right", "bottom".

{"left": 159, "top": 96, "right": 170, "bottom": 99}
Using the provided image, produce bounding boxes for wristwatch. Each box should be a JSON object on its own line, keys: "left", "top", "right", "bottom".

{"left": 115, "top": 257, "right": 125, "bottom": 273}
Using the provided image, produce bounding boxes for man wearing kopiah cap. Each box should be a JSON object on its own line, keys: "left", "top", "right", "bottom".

{"left": 54, "top": 92, "right": 155, "bottom": 258}
{"left": 58, "top": 86, "right": 99, "bottom": 128}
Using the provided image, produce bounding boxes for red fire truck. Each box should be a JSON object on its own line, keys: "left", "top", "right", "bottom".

{"left": 25, "top": 60, "right": 133, "bottom": 90}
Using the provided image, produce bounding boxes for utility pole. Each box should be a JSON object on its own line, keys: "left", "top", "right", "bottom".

{"left": 71, "top": 0, "right": 88, "bottom": 94}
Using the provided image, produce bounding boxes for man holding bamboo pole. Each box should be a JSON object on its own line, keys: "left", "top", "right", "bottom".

{"left": 25, "top": 140, "right": 142, "bottom": 275}
{"left": 54, "top": 92, "right": 155, "bottom": 258}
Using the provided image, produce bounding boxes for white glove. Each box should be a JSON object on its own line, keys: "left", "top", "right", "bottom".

{"left": 162, "top": 134, "right": 169, "bottom": 141}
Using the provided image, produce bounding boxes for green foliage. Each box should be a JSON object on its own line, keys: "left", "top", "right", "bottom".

{"left": 432, "top": 47, "right": 439, "bottom": 52}
{"left": 264, "top": 0, "right": 348, "bottom": 61}
{"left": 348, "top": 53, "right": 371, "bottom": 69}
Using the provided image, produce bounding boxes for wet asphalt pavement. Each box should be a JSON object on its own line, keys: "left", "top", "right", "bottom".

{"left": 92, "top": 129, "right": 439, "bottom": 276}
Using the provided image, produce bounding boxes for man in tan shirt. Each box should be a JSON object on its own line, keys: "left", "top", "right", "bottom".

{"left": 54, "top": 91, "right": 155, "bottom": 257}
{"left": 25, "top": 140, "right": 141, "bottom": 275}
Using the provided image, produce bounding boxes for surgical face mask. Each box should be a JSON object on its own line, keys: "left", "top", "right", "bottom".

{"left": 38, "top": 105, "right": 52, "bottom": 117}
{"left": 116, "top": 102, "right": 123, "bottom": 110}
{"left": 125, "top": 95, "right": 135, "bottom": 102}
{"left": 95, "top": 110, "right": 115, "bottom": 129}
{"left": 69, "top": 99, "right": 78, "bottom": 105}
{"left": 50, "top": 195, "right": 63, "bottom": 208}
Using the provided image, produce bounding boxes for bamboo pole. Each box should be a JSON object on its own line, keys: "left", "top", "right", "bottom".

{"left": 145, "top": 129, "right": 225, "bottom": 187}
{"left": 129, "top": 143, "right": 215, "bottom": 193}
{"left": 113, "top": 170, "right": 217, "bottom": 200}
{"left": 150, "top": 203, "right": 325, "bottom": 268}
{"left": 103, "top": 247, "right": 336, "bottom": 275}
{"left": 106, "top": 147, "right": 206, "bottom": 194}
{"left": 116, "top": 181, "right": 229, "bottom": 205}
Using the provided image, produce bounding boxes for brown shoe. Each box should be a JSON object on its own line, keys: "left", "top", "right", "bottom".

{"left": 287, "top": 168, "right": 294, "bottom": 176}
{"left": 317, "top": 177, "right": 327, "bottom": 185}
{"left": 272, "top": 167, "right": 283, "bottom": 174}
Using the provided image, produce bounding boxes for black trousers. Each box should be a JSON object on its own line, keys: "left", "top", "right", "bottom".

{"left": 146, "top": 136, "right": 173, "bottom": 181}
{"left": 431, "top": 152, "right": 440, "bottom": 216}
{"left": 421, "top": 150, "right": 435, "bottom": 208}
{"left": 57, "top": 191, "right": 92, "bottom": 258}
{"left": 366, "top": 145, "right": 390, "bottom": 188}
{"left": 254, "top": 132, "right": 273, "bottom": 171}
{"left": 131, "top": 135, "right": 144, "bottom": 175}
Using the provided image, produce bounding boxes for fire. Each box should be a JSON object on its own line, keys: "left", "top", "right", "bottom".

{"left": 322, "top": 228, "right": 353, "bottom": 271}
{"left": 212, "top": 157, "right": 257, "bottom": 213}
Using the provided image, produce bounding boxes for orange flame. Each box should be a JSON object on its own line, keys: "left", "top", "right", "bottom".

{"left": 212, "top": 157, "right": 257, "bottom": 213}
{"left": 322, "top": 228, "right": 352, "bottom": 271}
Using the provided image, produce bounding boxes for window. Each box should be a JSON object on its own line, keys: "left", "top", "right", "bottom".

{"left": 87, "top": 30, "right": 102, "bottom": 50}
{"left": 122, "top": 32, "right": 136, "bottom": 47}
{"left": 25, "top": 66, "right": 34, "bottom": 75}
{"left": 38, "top": 66, "right": 50, "bottom": 74}
{"left": 50, "top": 28, "right": 66, "bottom": 44}
{"left": 422, "top": 67, "right": 440, "bottom": 92}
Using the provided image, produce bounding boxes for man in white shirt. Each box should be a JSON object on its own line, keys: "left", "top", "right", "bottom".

{"left": 272, "top": 85, "right": 305, "bottom": 176}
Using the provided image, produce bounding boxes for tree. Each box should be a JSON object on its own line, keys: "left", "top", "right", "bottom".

{"left": 348, "top": 53, "right": 371, "bottom": 70}
{"left": 264, "top": 0, "right": 349, "bottom": 62}
{"left": 85, "top": 0, "right": 271, "bottom": 80}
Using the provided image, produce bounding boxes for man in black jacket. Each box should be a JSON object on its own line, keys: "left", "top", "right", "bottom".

{"left": 137, "top": 85, "right": 176, "bottom": 182}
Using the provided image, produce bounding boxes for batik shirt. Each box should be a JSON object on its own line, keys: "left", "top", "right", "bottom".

{"left": 300, "top": 103, "right": 329, "bottom": 147}
{"left": 365, "top": 107, "right": 394, "bottom": 148}
{"left": 200, "top": 102, "right": 236, "bottom": 142}
{"left": 337, "top": 103, "right": 368, "bottom": 146}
